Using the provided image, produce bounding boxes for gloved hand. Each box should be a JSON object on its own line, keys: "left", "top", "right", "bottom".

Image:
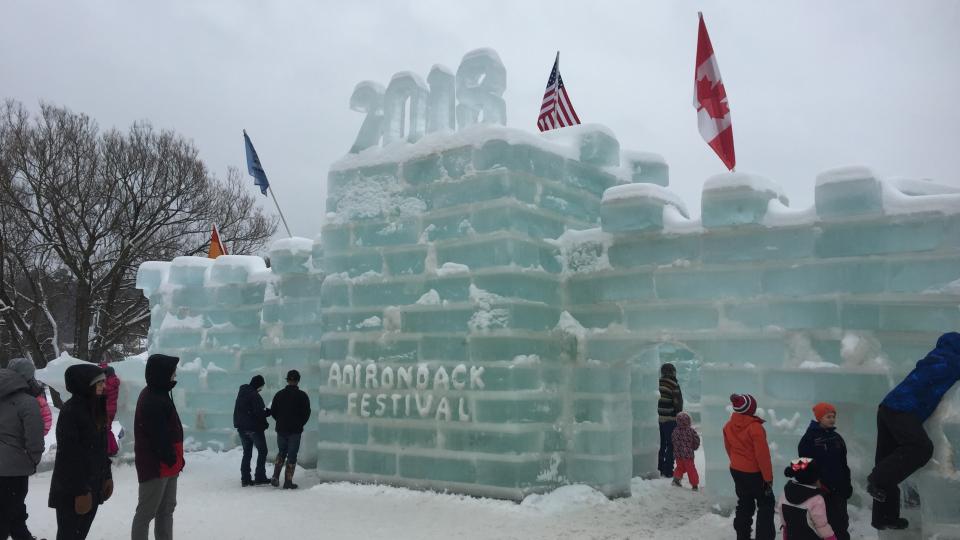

{"left": 75, "top": 492, "right": 93, "bottom": 515}
{"left": 103, "top": 479, "right": 114, "bottom": 501}
{"left": 763, "top": 481, "right": 774, "bottom": 497}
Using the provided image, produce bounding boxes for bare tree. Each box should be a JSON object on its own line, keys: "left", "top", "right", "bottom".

{"left": 0, "top": 100, "right": 278, "bottom": 367}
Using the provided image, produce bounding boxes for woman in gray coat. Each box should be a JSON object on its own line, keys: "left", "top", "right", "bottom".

{"left": 0, "top": 357, "right": 45, "bottom": 540}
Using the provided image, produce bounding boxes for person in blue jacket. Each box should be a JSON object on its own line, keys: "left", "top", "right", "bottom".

{"left": 867, "top": 332, "right": 960, "bottom": 531}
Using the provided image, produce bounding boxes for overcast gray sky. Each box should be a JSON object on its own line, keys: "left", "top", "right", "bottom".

{"left": 3, "top": 0, "right": 958, "bottom": 240}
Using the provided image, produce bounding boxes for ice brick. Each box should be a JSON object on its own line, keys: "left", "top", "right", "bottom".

{"left": 815, "top": 167, "right": 882, "bottom": 218}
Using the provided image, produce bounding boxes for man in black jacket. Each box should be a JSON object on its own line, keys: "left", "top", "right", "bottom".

{"left": 269, "top": 370, "right": 311, "bottom": 489}
{"left": 234, "top": 374, "right": 271, "bottom": 486}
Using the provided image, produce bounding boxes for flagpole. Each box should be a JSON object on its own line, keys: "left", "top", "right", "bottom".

{"left": 268, "top": 186, "right": 293, "bottom": 238}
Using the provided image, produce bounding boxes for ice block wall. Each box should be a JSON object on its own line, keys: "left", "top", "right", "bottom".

{"left": 559, "top": 165, "right": 960, "bottom": 536}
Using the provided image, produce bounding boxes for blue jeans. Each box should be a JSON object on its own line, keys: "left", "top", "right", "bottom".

{"left": 658, "top": 421, "right": 677, "bottom": 476}
{"left": 276, "top": 432, "right": 302, "bottom": 465}
{"left": 238, "top": 430, "right": 268, "bottom": 482}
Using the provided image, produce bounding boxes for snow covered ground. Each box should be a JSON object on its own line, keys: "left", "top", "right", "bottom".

{"left": 26, "top": 446, "right": 882, "bottom": 540}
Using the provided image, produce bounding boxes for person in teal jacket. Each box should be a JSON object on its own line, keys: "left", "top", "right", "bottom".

{"left": 868, "top": 332, "right": 960, "bottom": 531}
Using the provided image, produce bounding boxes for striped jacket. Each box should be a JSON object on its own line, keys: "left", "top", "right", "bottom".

{"left": 658, "top": 376, "right": 683, "bottom": 422}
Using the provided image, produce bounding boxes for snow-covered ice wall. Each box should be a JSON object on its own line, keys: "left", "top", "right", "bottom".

{"left": 132, "top": 49, "right": 960, "bottom": 533}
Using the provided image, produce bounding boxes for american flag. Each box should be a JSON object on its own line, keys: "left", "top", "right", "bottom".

{"left": 537, "top": 52, "right": 581, "bottom": 132}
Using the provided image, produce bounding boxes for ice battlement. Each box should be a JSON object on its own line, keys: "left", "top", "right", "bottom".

{"left": 133, "top": 48, "right": 960, "bottom": 534}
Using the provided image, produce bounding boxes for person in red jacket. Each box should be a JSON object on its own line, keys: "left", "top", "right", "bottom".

{"left": 723, "top": 393, "right": 774, "bottom": 540}
{"left": 102, "top": 366, "right": 120, "bottom": 456}
{"left": 132, "top": 354, "right": 184, "bottom": 540}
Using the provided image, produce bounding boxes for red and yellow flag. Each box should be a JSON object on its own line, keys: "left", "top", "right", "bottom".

{"left": 208, "top": 224, "right": 228, "bottom": 259}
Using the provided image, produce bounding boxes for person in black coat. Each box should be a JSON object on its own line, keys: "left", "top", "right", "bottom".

{"left": 269, "top": 370, "right": 311, "bottom": 489}
{"left": 233, "top": 374, "right": 271, "bottom": 486}
{"left": 48, "top": 363, "right": 112, "bottom": 540}
{"left": 798, "top": 402, "right": 852, "bottom": 540}
{"left": 132, "top": 353, "right": 184, "bottom": 540}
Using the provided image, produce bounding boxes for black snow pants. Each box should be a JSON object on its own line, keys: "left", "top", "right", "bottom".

{"left": 868, "top": 405, "right": 933, "bottom": 524}
{"left": 730, "top": 469, "right": 775, "bottom": 540}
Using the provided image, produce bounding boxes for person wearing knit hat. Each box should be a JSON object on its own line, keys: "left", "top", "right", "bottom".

{"left": 798, "top": 402, "right": 851, "bottom": 540}
{"left": 656, "top": 363, "right": 684, "bottom": 477}
{"left": 723, "top": 393, "right": 774, "bottom": 540}
{"left": 777, "top": 458, "right": 838, "bottom": 540}
{"left": 868, "top": 332, "right": 960, "bottom": 531}
{"left": 233, "top": 374, "right": 271, "bottom": 486}
{"left": 730, "top": 392, "right": 758, "bottom": 416}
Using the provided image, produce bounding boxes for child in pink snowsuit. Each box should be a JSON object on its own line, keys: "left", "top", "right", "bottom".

{"left": 671, "top": 411, "right": 700, "bottom": 489}
{"left": 778, "top": 457, "right": 837, "bottom": 540}
{"left": 36, "top": 385, "right": 53, "bottom": 435}
{"left": 103, "top": 365, "right": 121, "bottom": 455}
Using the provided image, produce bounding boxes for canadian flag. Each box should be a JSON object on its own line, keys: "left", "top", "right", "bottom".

{"left": 694, "top": 12, "right": 735, "bottom": 171}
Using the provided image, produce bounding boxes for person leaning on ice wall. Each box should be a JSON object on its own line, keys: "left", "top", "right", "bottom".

{"left": 867, "top": 331, "right": 960, "bottom": 531}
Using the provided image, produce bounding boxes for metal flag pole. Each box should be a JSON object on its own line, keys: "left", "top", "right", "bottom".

{"left": 268, "top": 186, "right": 293, "bottom": 238}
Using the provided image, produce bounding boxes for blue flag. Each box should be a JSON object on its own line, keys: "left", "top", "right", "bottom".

{"left": 243, "top": 130, "right": 269, "bottom": 196}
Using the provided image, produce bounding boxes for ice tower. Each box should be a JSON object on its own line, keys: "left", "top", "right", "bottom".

{"left": 131, "top": 49, "right": 960, "bottom": 535}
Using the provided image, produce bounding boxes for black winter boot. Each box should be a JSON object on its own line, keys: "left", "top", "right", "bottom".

{"left": 283, "top": 462, "right": 298, "bottom": 489}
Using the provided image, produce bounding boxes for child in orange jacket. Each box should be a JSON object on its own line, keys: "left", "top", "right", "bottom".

{"left": 723, "top": 393, "right": 775, "bottom": 540}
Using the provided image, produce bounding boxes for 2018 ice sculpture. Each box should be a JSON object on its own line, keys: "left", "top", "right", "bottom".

{"left": 126, "top": 49, "right": 958, "bottom": 535}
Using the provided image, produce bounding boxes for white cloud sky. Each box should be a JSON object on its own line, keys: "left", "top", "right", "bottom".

{"left": 2, "top": 0, "right": 958, "bottom": 239}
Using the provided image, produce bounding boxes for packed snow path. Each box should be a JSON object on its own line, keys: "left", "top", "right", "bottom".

{"left": 27, "top": 449, "right": 885, "bottom": 539}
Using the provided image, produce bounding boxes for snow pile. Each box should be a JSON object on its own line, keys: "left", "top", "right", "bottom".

{"left": 703, "top": 172, "right": 786, "bottom": 199}
{"left": 520, "top": 484, "right": 609, "bottom": 514}
{"left": 270, "top": 237, "right": 314, "bottom": 253}
{"left": 548, "top": 228, "right": 612, "bottom": 275}
{"left": 601, "top": 183, "right": 689, "bottom": 217}
{"left": 416, "top": 289, "right": 441, "bottom": 305}
{"left": 881, "top": 178, "right": 960, "bottom": 216}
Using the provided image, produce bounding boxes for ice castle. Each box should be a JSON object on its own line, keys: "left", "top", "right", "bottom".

{"left": 107, "top": 49, "right": 959, "bottom": 536}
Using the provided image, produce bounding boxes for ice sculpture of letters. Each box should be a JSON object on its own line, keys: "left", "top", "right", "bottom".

{"left": 382, "top": 72, "right": 429, "bottom": 144}
{"left": 136, "top": 49, "right": 960, "bottom": 534}
{"left": 455, "top": 48, "right": 507, "bottom": 128}
{"left": 348, "top": 48, "right": 506, "bottom": 153}
{"left": 348, "top": 82, "right": 385, "bottom": 154}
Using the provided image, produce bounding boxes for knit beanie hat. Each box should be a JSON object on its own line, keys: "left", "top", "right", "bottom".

{"left": 730, "top": 393, "right": 757, "bottom": 416}
{"left": 660, "top": 363, "right": 677, "bottom": 377}
{"left": 250, "top": 374, "right": 265, "bottom": 389}
{"left": 7, "top": 357, "right": 36, "bottom": 383}
{"left": 286, "top": 369, "right": 301, "bottom": 382}
{"left": 812, "top": 402, "right": 836, "bottom": 421}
